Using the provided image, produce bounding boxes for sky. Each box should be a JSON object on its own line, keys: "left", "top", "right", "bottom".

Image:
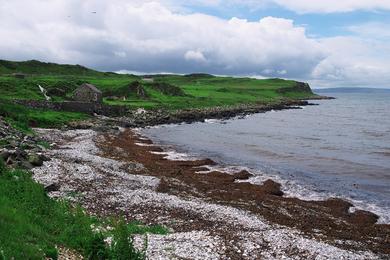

{"left": 1, "top": 1, "right": 390, "bottom": 88}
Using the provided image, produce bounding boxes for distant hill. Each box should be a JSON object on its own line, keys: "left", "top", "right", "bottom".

{"left": 314, "top": 87, "right": 390, "bottom": 94}
{"left": 0, "top": 59, "right": 105, "bottom": 76}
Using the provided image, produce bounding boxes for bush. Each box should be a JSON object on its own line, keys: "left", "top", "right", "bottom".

{"left": 110, "top": 220, "right": 145, "bottom": 260}
{"left": 86, "top": 234, "right": 110, "bottom": 260}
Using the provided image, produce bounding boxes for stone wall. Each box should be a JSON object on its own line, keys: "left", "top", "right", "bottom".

{"left": 15, "top": 100, "right": 127, "bottom": 116}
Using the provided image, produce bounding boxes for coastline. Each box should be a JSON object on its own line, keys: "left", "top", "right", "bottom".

{"left": 102, "top": 99, "right": 328, "bottom": 129}
{"left": 31, "top": 125, "right": 389, "bottom": 258}
{"left": 24, "top": 96, "right": 389, "bottom": 258}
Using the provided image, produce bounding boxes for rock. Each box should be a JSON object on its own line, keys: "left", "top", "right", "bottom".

{"left": 262, "top": 179, "right": 284, "bottom": 196}
{"left": 6, "top": 156, "right": 14, "bottom": 165}
{"left": 0, "top": 150, "right": 10, "bottom": 160}
{"left": 44, "top": 183, "right": 60, "bottom": 193}
{"left": 40, "top": 154, "right": 51, "bottom": 162}
{"left": 321, "top": 198, "right": 353, "bottom": 215}
{"left": 349, "top": 210, "right": 379, "bottom": 226}
{"left": 233, "top": 170, "right": 253, "bottom": 180}
{"left": 18, "top": 161, "right": 34, "bottom": 170}
{"left": 15, "top": 148, "right": 27, "bottom": 159}
{"left": 28, "top": 153, "right": 43, "bottom": 166}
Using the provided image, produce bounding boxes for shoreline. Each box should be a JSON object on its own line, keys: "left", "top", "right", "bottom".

{"left": 139, "top": 125, "right": 390, "bottom": 225}
{"left": 31, "top": 126, "right": 389, "bottom": 258}
{"left": 88, "top": 98, "right": 329, "bottom": 129}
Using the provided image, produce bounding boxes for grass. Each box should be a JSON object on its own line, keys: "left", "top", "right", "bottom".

{"left": 0, "top": 159, "right": 168, "bottom": 259}
{"left": 0, "top": 99, "right": 89, "bottom": 133}
{"left": 0, "top": 60, "right": 318, "bottom": 113}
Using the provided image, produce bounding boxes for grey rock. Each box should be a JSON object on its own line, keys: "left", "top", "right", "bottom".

{"left": 6, "top": 156, "right": 14, "bottom": 165}
{"left": 0, "top": 150, "right": 10, "bottom": 160}
{"left": 18, "top": 161, "right": 34, "bottom": 170}
{"left": 28, "top": 153, "right": 43, "bottom": 166}
{"left": 44, "top": 183, "right": 60, "bottom": 193}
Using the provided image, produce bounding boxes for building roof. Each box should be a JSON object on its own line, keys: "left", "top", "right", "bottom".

{"left": 80, "top": 83, "right": 102, "bottom": 94}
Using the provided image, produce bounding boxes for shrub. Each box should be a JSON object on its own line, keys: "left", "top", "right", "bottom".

{"left": 110, "top": 220, "right": 145, "bottom": 260}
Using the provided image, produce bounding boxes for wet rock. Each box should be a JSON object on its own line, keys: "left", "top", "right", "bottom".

{"left": 233, "top": 170, "right": 253, "bottom": 180}
{"left": 321, "top": 198, "right": 353, "bottom": 215}
{"left": 262, "top": 179, "right": 284, "bottom": 196}
{"left": 28, "top": 153, "right": 44, "bottom": 166}
{"left": 207, "top": 171, "right": 235, "bottom": 183}
{"left": 349, "top": 210, "right": 379, "bottom": 226}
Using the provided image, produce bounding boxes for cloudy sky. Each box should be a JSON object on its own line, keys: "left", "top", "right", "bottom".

{"left": 1, "top": 0, "right": 390, "bottom": 88}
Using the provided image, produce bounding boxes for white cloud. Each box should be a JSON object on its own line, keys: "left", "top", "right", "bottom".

{"left": 311, "top": 36, "right": 390, "bottom": 88}
{"left": 184, "top": 50, "right": 207, "bottom": 63}
{"left": 0, "top": 0, "right": 389, "bottom": 88}
{"left": 169, "top": 0, "right": 390, "bottom": 13}
{"left": 0, "top": 0, "right": 325, "bottom": 78}
{"left": 273, "top": 0, "right": 390, "bottom": 13}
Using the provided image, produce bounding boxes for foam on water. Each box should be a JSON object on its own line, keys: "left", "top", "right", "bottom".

{"left": 137, "top": 135, "right": 390, "bottom": 224}
{"left": 139, "top": 92, "right": 390, "bottom": 224}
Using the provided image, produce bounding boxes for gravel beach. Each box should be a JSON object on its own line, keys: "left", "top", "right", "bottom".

{"left": 31, "top": 127, "right": 389, "bottom": 259}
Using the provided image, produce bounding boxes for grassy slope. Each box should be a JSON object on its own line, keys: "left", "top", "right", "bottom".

{"left": 0, "top": 99, "right": 89, "bottom": 133}
{"left": 0, "top": 59, "right": 103, "bottom": 76}
{"left": 0, "top": 159, "right": 168, "bottom": 259}
{"left": 0, "top": 60, "right": 317, "bottom": 111}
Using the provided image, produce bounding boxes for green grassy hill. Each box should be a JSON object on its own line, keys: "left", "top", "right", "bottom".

{"left": 0, "top": 59, "right": 318, "bottom": 128}
{"left": 0, "top": 59, "right": 104, "bottom": 76}
{"left": 0, "top": 60, "right": 316, "bottom": 108}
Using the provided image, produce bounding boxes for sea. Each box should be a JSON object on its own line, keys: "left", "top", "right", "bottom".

{"left": 140, "top": 89, "right": 390, "bottom": 223}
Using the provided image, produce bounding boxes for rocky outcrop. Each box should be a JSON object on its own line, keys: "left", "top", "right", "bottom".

{"left": 277, "top": 82, "right": 313, "bottom": 94}
{"left": 116, "top": 99, "right": 313, "bottom": 128}
{"left": 0, "top": 117, "right": 49, "bottom": 169}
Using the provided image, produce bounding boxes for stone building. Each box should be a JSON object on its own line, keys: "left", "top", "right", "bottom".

{"left": 73, "top": 83, "right": 102, "bottom": 103}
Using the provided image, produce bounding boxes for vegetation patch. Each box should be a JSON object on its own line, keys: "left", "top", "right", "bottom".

{"left": 149, "top": 82, "right": 187, "bottom": 96}
{"left": 0, "top": 100, "right": 88, "bottom": 132}
{"left": 0, "top": 60, "right": 318, "bottom": 112}
{"left": 0, "top": 159, "right": 168, "bottom": 259}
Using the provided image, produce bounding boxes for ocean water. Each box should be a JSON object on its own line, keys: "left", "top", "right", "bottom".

{"left": 140, "top": 91, "right": 390, "bottom": 223}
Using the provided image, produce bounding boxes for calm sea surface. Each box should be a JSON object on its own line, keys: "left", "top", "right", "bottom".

{"left": 140, "top": 91, "right": 390, "bottom": 222}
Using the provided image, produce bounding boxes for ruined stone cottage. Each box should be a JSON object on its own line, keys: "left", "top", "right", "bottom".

{"left": 73, "top": 83, "right": 102, "bottom": 103}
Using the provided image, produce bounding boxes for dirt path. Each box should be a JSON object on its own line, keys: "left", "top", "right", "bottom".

{"left": 32, "top": 128, "right": 389, "bottom": 259}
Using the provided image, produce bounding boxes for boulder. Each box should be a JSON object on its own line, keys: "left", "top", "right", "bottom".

{"left": 44, "top": 183, "right": 60, "bottom": 193}
{"left": 6, "top": 156, "right": 14, "bottom": 165}
{"left": 0, "top": 150, "right": 10, "bottom": 160}
{"left": 17, "top": 161, "right": 34, "bottom": 170}
{"left": 28, "top": 153, "right": 43, "bottom": 166}
{"left": 262, "top": 179, "right": 284, "bottom": 196}
{"left": 233, "top": 170, "right": 253, "bottom": 180}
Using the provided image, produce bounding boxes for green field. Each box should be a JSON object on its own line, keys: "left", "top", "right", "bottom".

{"left": 0, "top": 59, "right": 318, "bottom": 129}
{"left": 0, "top": 60, "right": 317, "bottom": 111}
